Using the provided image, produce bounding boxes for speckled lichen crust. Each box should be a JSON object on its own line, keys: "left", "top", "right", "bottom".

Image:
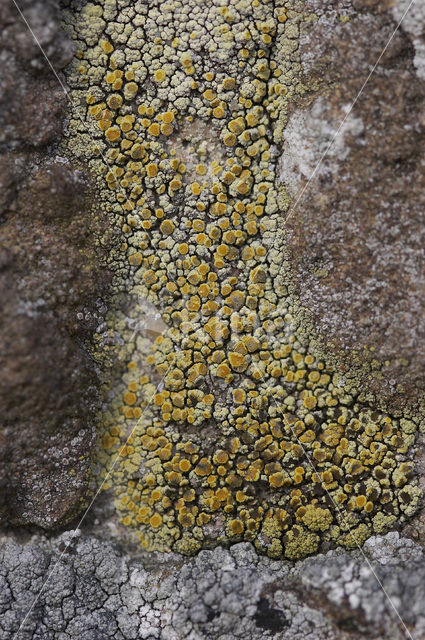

{"left": 62, "top": 0, "right": 421, "bottom": 559}
{"left": 4, "top": 532, "right": 425, "bottom": 640}
{"left": 3, "top": 532, "right": 425, "bottom": 640}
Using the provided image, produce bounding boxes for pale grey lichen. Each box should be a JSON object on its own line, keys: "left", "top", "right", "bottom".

{"left": 392, "top": 0, "right": 425, "bottom": 80}
{"left": 277, "top": 97, "right": 365, "bottom": 197}
{"left": 2, "top": 531, "right": 425, "bottom": 640}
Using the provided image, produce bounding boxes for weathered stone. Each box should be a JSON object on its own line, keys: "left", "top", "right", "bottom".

{"left": 0, "top": 0, "right": 73, "bottom": 151}
{"left": 1, "top": 1, "right": 425, "bottom": 638}
{"left": 280, "top": 0, "right": 425, "bottom": 412}
{"left": 0, "top": 0, "right": 112, "bottom": 528}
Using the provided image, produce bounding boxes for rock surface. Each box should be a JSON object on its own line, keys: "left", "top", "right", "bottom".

{"left": 281, "top": 0, "right": 425, "bottom": 412}
{"left": 1, "top": 0, "right": 425, "bottom": 639}
{"left": 1, "top": 531, "right": 423, "bottom": 640}
{"left": 0, "top": 0, "right": 112, "bottom": 527}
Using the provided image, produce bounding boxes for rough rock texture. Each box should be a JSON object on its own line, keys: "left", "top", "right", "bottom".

{"left": 281, "top": 0, "right": 425, "bottom": 412}
{"left": 0, "top": 0, "right": 112, "bottom": 527}
{"left": 2, "top": 0, "right": 425, "bottom": 639}
{"left": 1, "top": 531, "right": 424, "bottom": 640}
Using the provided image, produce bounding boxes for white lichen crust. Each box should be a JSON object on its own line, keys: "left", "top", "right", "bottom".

{"left": 1, "top": 532, "right": 425, "bottom": 640}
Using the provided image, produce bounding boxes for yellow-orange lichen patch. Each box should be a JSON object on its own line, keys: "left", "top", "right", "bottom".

{"left": 63, "top": 0, "right": 422, "bottom": 561}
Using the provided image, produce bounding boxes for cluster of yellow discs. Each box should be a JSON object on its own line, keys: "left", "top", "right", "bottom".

{"left": 62, "top": 0, "right": 421, "bottom": 558}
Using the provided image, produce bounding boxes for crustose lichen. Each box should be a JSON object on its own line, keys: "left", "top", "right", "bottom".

{"left": 61, "top": 0, "right": 422, "bottom": 559}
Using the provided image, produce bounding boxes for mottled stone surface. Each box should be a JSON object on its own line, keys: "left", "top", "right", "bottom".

{"left": 0, "top": 0, "right": 112, "bottom": 528}
{"left": 1, "top": 531, "right": 423, "bottom": 640}
{"left": 280, "top": 0, "right": 425, "bottom": 412}
{"left": 0, "top": 0, "right": 72, "bottom": 150}
{"left": 1, "top": 0, "right": 425, "bottom": 639}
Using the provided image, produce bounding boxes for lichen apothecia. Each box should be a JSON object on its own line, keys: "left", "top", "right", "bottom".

{"left": 61, "top": 0, "right": 422, "bottom": 559}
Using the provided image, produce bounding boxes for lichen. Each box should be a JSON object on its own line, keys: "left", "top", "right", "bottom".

{"left": 4, "top": 532, "right": 425, "bottom": 640}
{"left": 61, "top": 0, "right": 422, "bottom": 560}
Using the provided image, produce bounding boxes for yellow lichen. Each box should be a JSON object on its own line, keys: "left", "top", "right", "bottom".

{"left": 62, "top": 0, "right": 422, "bottom": 561}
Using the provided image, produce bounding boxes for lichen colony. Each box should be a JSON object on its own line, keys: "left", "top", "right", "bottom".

{"left": 61, "top": 0, "right": 421, "bottom": 559}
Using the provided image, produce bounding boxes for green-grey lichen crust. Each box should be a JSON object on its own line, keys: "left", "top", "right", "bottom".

{"left": 61, "top": 0, "right": 422, "bottom": 559}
